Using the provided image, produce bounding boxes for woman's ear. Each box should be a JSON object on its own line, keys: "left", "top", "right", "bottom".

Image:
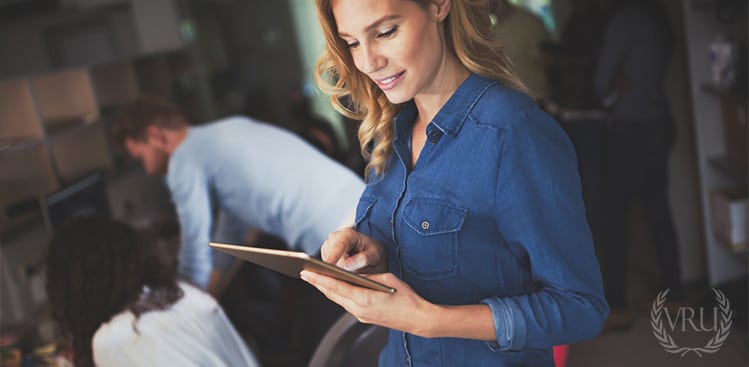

{"left": 431, "top": 0, "right": 451, "bottom": 22}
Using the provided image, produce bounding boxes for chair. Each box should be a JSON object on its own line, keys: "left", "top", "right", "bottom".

{"left": 309, "top": 312, "right": 570, "bottom": 367}
{"left": 307, "top": 312, "right": 387, "bottom": 367}
{"left": 553, "top": 345, "right": 569, "bottom": 367}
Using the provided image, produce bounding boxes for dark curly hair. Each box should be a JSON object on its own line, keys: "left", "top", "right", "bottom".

{"left": 45, "top": 217, "right": 183, "bottom": 367}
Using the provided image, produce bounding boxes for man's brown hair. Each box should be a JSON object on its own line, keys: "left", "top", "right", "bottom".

{"left": 111, "top": 95, "right": 188, "bottom": 145}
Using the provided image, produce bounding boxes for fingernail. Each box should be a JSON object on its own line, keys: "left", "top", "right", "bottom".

{"left": 344, "top": 258, "right": 364, "bottom": 271}
{"left": 300, "top": 270, "right": 309, "bottom": 281}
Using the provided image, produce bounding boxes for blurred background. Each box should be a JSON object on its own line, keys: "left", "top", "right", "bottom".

{"left": 0, "top": 0, "right": 746, "bottom": 366}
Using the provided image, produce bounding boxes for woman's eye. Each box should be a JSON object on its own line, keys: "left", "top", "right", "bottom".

{"left": 345, "top": 40, "right": 359, "bottom": 49}
{"left": 377, "top": 26, "right": 397, "bottom": 38}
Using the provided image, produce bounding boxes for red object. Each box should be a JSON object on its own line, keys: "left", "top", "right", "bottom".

{"left": 553, "top": 345, "right": 569, "bottom": 367}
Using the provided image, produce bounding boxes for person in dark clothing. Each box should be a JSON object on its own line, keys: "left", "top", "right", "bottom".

{"left": 545, "top": 0, "right": 610, "bottom": 109}
{"left": 593, "top": 0, "right": 683, "bottom": 331}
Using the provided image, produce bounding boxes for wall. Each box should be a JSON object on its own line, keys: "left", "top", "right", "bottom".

{"left": 663, "top": 0, "right": 705, "bottom": 283}
{"left": 0, "top": 5, "right": 139, "bottom": 78}
{"left": 287, "top": 0, "right": 349, "bottom": 149}
{"left": 682, "top": 0, "right": 747, "bottom": 286}
{"left": 550, "top": 0, "right": 573, "bottom": 40}
{"left": 131, "top": 0, "right": 182, "bottom": 54}
{"left": 204, "top": 0, "right": 305, "bottom": 129}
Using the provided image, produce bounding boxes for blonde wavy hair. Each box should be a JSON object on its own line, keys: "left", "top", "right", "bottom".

{"left": 315, "top": 0, "right": 527, "bottom": 179}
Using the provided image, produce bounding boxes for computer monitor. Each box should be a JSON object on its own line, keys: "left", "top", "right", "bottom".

{"left": 42, "top": 173, "right": 111, "bottom": 231}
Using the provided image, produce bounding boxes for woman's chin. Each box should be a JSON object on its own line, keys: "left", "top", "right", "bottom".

{"left": 382, "top": 90, "right": 412, "bottom": 105}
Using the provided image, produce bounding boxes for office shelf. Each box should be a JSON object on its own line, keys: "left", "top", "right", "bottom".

{"left": 683, "top": 1, "right": 748, "bottom": 286}
{"left": 700, "top": 81, "right": 748, "bottom": 103}
{"left": 0, "top": 79, "right": 44, "bottom": 140}
{"left": 708, "top": 156, "right": 748, "bottom": 184}
{"left": 0, "top": 64, "right": 135, "bottom": 211}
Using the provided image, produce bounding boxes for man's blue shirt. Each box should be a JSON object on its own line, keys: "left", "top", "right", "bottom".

{"left": 354, "top": 74, "right": 608, "bottom": 366}
{"left": 168, "top": 117, "right": 364, "bottom": 287}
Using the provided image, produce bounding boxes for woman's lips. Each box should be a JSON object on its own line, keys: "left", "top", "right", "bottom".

{"left": 375, "top": 71, "right": 405, "bottom": 91}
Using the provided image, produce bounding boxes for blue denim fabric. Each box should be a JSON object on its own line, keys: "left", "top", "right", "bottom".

{"left": 354, "top": 74, "right": 608, "bottom": 366}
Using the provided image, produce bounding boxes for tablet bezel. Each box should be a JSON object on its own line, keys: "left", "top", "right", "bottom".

{"left": 209, "top": 242, "right": 396, "bottom": 293}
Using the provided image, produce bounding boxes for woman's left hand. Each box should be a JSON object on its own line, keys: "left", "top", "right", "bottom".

{"left": 300, "top": 270, "right": 436, "bottom": 337}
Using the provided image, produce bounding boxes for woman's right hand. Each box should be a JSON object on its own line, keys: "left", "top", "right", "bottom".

{"left": 321, "top": 228, "right": 386, "bottom": 273}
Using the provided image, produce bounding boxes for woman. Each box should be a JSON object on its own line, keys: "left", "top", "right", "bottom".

{"left": 45, "top": 217, "right": 259, "bottom": 367}
{"left": 301, "top": 0, "right": 609, "bottom": 365}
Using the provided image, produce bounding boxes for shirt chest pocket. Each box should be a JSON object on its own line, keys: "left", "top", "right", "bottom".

{"left": 400, "top": 199, "right": 467, "bottom": 280}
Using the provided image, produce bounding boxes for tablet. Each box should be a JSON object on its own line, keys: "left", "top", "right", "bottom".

{"left": 209, "top": 242, "right": 396, "bottom": 293}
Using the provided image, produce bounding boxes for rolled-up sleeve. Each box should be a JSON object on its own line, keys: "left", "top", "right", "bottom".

{"left": 485, "top": 111, "right": 609, "bottom": 351}
{"left": 593, "top": 15, "right": 628, "bottom": 102}
{"left": 480, "top": 297, "right": 527, "bottom": 351}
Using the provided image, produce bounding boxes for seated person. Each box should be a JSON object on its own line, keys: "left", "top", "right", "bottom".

{"left": 44, "top": 216, "right": 260, "bottom": 367}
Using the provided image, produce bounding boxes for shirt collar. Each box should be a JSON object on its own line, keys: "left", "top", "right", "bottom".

{"left": 393, "top": 73, "right": 496, "bottom": 140}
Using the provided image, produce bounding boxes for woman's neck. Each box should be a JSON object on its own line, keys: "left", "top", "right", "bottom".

{"left": 413, "top": 56, "right": 470, "bottom": 126}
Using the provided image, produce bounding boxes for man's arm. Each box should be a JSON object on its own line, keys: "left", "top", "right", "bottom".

{"left": 167, "top": 163, "right": 215, "bottom": 289}
{"left": 206, "top": 210, "right": 261, "bottom": 296}
{"left": 593, "top": 14, "right": 630, "bottom": 105}
{"left": 206, "top": 231, "right": 259, "bottom": 296}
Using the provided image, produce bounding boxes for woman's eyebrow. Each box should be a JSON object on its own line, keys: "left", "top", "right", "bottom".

{"left": 338, "top": 15, "right": 401, "bottom": 38}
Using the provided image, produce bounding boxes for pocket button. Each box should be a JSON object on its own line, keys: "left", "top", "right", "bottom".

{"left": 421, "top": 220, "right": 430, "bottom": 230}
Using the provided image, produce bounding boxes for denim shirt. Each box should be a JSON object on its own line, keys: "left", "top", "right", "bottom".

{"left": 354, "top": 74, "right": 608, "bottom": 367}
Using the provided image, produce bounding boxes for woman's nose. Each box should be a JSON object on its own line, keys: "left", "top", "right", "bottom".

{"left": 357, "top": 44, "right": 385, "bottom": 75}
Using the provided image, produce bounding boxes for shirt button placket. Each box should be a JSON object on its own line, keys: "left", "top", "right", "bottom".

{"left": 402, "top": 332, "right": 413, "bottom": 367}
{"left": 428, "top": 129, "right": 440, "bottom": 144}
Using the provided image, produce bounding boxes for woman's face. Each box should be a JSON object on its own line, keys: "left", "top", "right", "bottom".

{"left": 332, "top": 0, "right": 449, "bottom": 104}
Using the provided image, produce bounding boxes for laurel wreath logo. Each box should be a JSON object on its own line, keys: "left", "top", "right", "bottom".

{"left": 650, "top": 288, "right": 732, "bottom": 357}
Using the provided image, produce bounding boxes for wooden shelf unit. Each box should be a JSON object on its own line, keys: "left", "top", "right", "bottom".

{"left": 0, "top": 63, "right": 139, "bottom": 229}
{"left": 31, "top": 69, "right": 100, "bottom": 129}
{"left": 0, "top": 79, "right": 44, "bottom": 141}
{"left": 683, "top": 1, "right": 748, "bottom": 286}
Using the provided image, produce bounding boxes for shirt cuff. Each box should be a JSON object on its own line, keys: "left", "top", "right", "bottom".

{"left": 480, "top": 297, "right": 527, "bottom": 352}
